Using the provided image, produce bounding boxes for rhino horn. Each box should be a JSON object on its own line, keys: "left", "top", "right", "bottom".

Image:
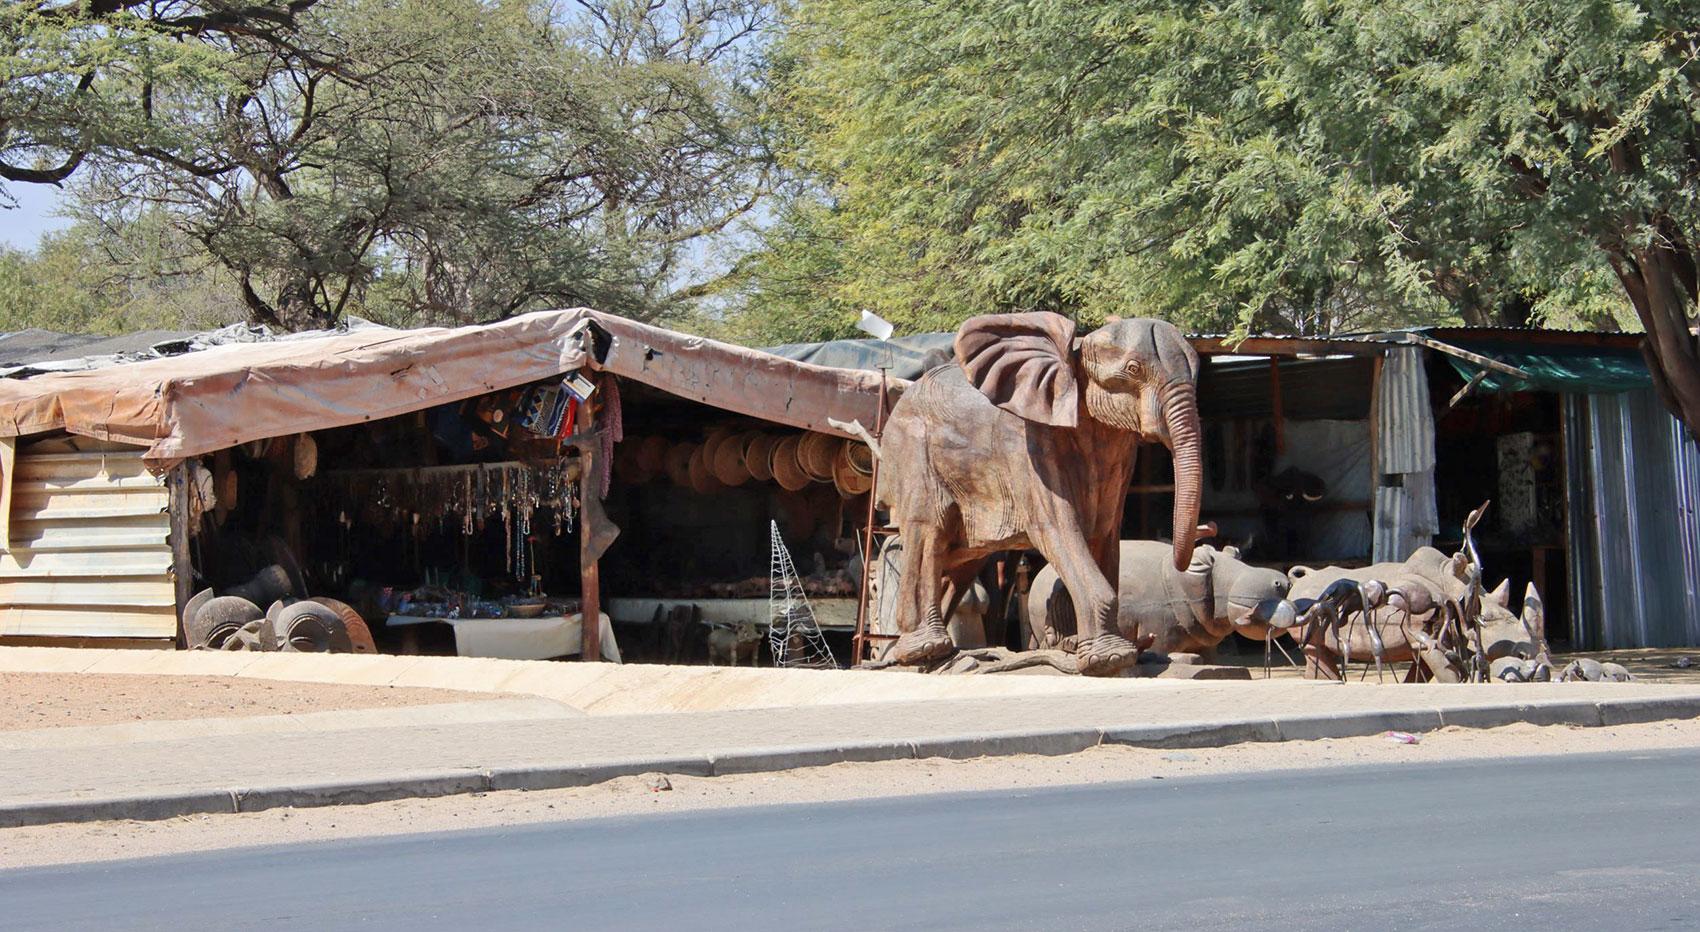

{"left": 1487, "top": 578, "right": 1511, "bottom": 608}
{"left": 1521, "top": 582, "right": 1549, "bottom": 658}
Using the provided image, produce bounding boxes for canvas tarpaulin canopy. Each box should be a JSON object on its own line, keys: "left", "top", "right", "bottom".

{"left": 0, "top": 308, "right": 896, "bottom": 467}
{"left": 1435, "top": 339, "right": 1652, "bottom": 394}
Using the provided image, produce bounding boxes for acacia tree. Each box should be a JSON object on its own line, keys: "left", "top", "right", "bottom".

{"left": 7, "top": 0, "right": 772, "bottom": 330}
{"left": 745, "top": 0, "right": 1700, "bottom": 434}
{"left": 1, "top": 1, "right": 322, "bottom": 188}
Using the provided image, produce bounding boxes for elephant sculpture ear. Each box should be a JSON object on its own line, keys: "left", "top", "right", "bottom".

{"left": 954, "top": 312, "right": 1079, "bottom": 427}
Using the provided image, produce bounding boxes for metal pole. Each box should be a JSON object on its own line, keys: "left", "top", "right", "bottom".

{"left": 852, "top": 369, "right": 890, "bottom": 664}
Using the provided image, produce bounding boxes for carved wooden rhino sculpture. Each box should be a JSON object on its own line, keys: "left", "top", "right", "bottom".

{"left": 1286, "top": 546, "right": 1546, "bottom": 681}
{"left": 1027, "top": 541, "right": 1297, "bottom": 661}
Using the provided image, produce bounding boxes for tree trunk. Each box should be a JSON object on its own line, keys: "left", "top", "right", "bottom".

{"left": 1606, "top": 242, "right": 1700, "bottom": 441}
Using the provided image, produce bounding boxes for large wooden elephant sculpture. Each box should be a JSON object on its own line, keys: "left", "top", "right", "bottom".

{"left": 876, "top": 312, "right": 1206, "bottom": 676}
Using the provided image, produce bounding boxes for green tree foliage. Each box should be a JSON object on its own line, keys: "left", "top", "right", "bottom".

{"left": 0, "top": 217, "right": 246, "bottom": 334}
{"left": 736, "top": 0, "right": 1668, "bottom": 358}
{"left": 5, "top": 0, "right": 772, "bottom": 331}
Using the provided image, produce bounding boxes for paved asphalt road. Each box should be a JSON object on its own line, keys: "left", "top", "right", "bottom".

{"left": 6, "top": 749, "right": 1700, "bottom": 931}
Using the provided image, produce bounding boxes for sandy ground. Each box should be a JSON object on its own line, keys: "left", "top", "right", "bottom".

{"left": 0, "top": 672, "right": 499, "bottom": 731}
{"left": 5, "top": 717, "right": 1700, "bottom": 870}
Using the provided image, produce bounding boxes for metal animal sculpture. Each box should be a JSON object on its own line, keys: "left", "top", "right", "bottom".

{"left": 1026, "top": 541, "right": 1296, "bottom": 662}
{"left": 871, "top": 313, "right": 1206, "bottom": 676}
{"left": 1286, "top": 547, "right": 1547, "bottom": 681}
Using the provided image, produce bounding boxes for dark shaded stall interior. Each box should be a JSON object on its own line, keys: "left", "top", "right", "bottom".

{"left": 1188, "top": 354, "right": 1378, "bottom": 568}
{"left": 596, "top": 380, "right": 868, "bottom": 664}
{"left": 189, "top": 377, "right": 594, "bottom": 656}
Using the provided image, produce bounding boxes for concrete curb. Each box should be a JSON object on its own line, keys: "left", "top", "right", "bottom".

{"left": 5, "top": 695, "right": 1700, "bottom": 829}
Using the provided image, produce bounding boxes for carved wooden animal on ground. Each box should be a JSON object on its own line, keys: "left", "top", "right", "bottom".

{"left": 874, "top": 312, "right": 1206, "bottom": 676}
{"left": 1285, "top": 546, "right": 1546, "bottom": 681}
{"left": 1027, "top": 542, "right": 1297, "bottom": 661}
{"left": 707, "top": 621, "right": 762, "bottom": 666}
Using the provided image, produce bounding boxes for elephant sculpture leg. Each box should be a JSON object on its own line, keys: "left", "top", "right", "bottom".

{"left": 1033, "top": 518, "right": 1137, "bottom": 676}
{"left": 891, "top": 525, "right": 957, "bottom": 664}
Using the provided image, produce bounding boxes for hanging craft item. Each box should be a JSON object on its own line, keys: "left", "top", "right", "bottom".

{"left": 471, "top": 391, "right": 520, "bottom": 439}
{"left": 292, "top": 433, "right": 318, "bottom": 480}
{"left": 744, "top": 433, "right": 780, "bottom": 482}
{"left": 186, "top": 461, "right": 217, "bottom": 531}
{"left": 687, "top": 445, "right": 725, "bottom": 495}
{"left": 323, "top": 458, "right": 581, "bottom": 580}
{"left": 701, "top": 428, "right": 734, "bottom": 478}
{"left": 518, "top": 383, "right": 571, "bottom": 438}
{"left": 711, "top": 430, "right": 758, "bottom": 487}
{"left": 832, "top": 441, "right": 873, "bottom": 497}
{"left": 613, "top": 440, "right": 648, "bottom": 485}
{"left": 217, "top": 468, "right": 240, "bottom": 509}
{"left": 562, "top": 372, "right": 597, "bottom": 401}
{"left": 599, "top": 376, "right": 622, "bottom": 498}
{"left": 770, "top": 435, "right": 812, "bottom": 492}
{"left": 796, "top": 432, "right": 840, "bottom": 483}
{"left": 635, "top": 436, "right": 669, "bottom": 476}
{"left": 665, "top": 442, "right": 696, "bottom": 486}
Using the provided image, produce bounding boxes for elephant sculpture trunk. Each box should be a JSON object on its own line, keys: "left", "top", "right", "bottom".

{"left": 1163, "top": 379, "right": 1203, "bottom": 571}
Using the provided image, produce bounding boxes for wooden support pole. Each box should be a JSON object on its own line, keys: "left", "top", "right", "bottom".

{"left": 167, "top": 463, "right": 194, "bottom": 648}
{"left": 1268, "top": 357, "right": 1286, "bottom": 454}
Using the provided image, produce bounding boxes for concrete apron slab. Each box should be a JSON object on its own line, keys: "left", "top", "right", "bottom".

{"left": 0, "top": 646, "right": 1171, "bottom": 715}
{"left": 6, "top": 692, "right": 1700, "bottom": 829}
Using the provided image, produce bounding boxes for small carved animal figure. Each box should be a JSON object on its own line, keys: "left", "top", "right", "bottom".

{"left": 707, "top": 621, "right": 763, "bottom": 666}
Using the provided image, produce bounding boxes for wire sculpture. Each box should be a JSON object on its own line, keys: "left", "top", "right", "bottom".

{"left": 768, "top": 521, "right": 837, "bottom": 669}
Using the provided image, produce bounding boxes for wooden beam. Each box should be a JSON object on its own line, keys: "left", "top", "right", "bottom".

{"left": 1448, "top": 369, "right": 1490, "bottom": 409}
{"left": 1393, "top": 333, "right": 1533, "bottom": 380}
{"left": 1191, "top": 336, "right": 1387, "bottom": 357}
{"left": 1268, "top": 358, "right": 1286, "bottom": 454}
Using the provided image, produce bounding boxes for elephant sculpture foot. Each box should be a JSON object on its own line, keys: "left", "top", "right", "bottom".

{"left": 893, "top": 622, "right": 957, "bottom": 665}
{"left": 1075, "top": 632, "right": 1144, "bottom": 677}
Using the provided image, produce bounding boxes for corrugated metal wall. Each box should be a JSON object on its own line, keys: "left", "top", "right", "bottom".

{"left": 1371, "top": 347, "right": 1438, "bottom": 563}
{"left": 1563, "top": 389, "right": 1700, "bottom": 648}
{"left": 0, "top": 446, "right": 177, "bottom": 639}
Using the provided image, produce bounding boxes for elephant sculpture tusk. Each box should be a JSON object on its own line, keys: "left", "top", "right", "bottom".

{"left": 826, "top": 418, "right": 881, "bottom": 459}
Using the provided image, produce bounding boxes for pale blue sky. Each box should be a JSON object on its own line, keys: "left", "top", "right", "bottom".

{"left": 0, "top": 184, "right": 72, "bottom": 250}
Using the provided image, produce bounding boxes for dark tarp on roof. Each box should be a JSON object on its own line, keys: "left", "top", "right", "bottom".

{"left": 0, "top": 329, "right": 194, "bottom": 366}
{"left": 1437, "top": 338, "right": 1652, "bottom": 394}
{"left": 763, "top": 332, "right": 955, "bottom": 382}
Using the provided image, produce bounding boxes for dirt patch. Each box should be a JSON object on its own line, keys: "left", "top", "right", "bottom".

{"left": 0, "top": 672, "right": 498, "bottom": 731}
{"left": 6, "top": 716, "right": 1698, "bottom": 869}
